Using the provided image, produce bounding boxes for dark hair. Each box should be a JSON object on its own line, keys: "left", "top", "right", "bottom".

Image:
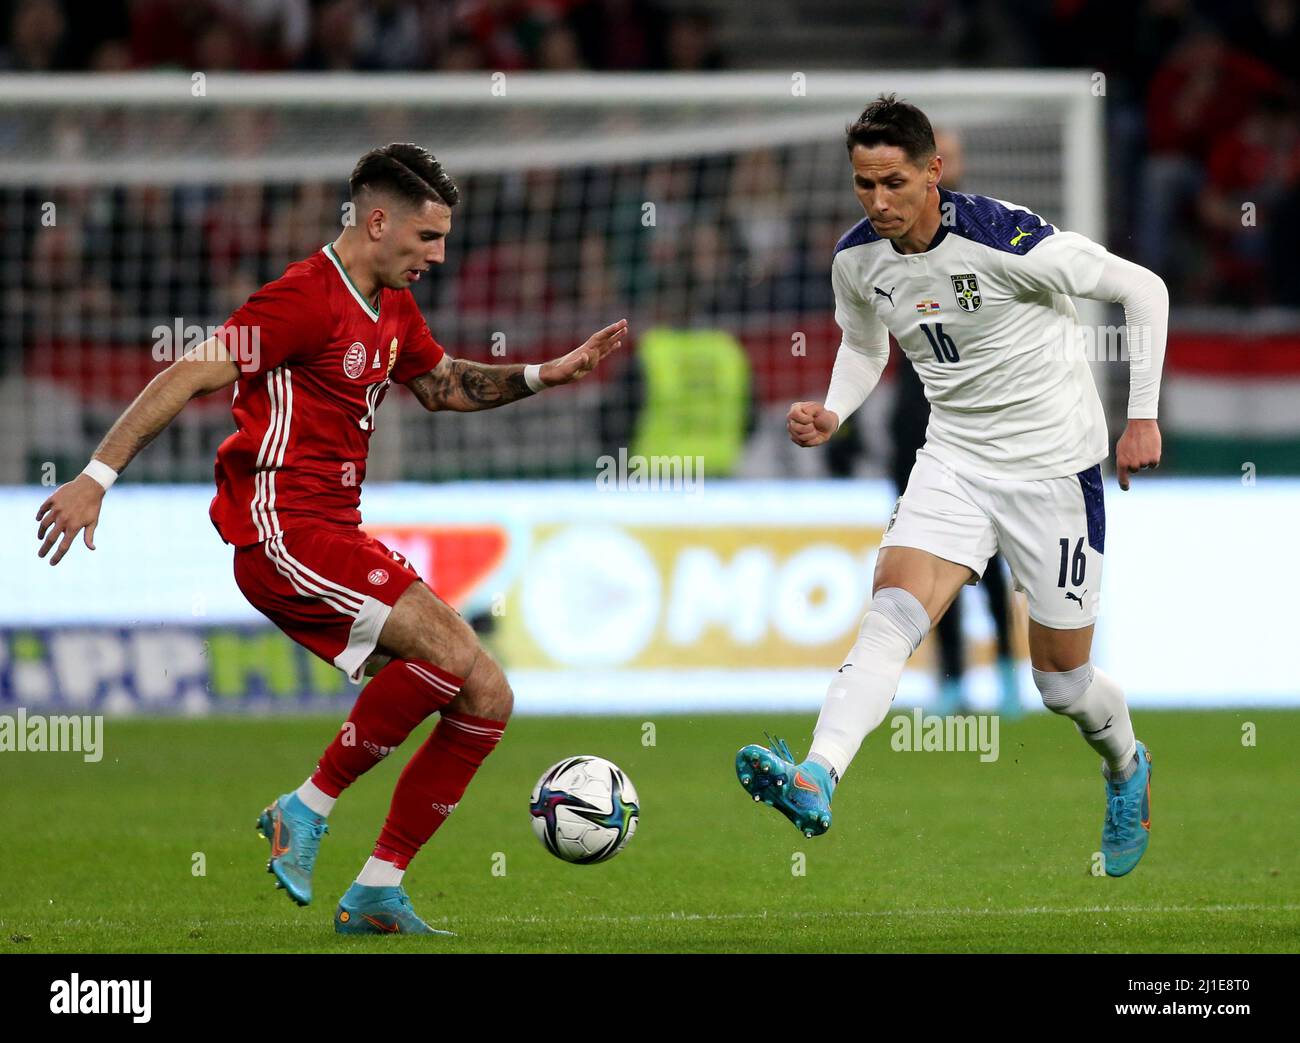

{"left": 349, "top": 143, "right": 460, "bottom": 208}
{"left": 845, "top": 94, "right": 936, "bottom": 164}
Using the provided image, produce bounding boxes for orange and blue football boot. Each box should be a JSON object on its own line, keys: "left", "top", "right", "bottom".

{"left": 735, "top": 734, "right": 835, "bottom": 837}
{"left": 256, "top": 792, "right": 328, "bottom": 906}
{"left": 334, "top": 883, "right": 454, "bottom": 936}
{"left": 1101, "top": 741, "right": 1152, "bottom": 877}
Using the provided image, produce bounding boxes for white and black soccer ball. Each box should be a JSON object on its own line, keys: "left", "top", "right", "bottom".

{"left": 529, "top": 755, "right": 640, "bottom": 864}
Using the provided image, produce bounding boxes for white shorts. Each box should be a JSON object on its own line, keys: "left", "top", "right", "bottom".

{"left": 881, "top": 447, "right": 1106, "bottom": 630}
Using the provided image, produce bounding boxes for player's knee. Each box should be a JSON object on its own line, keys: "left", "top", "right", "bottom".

{"left": 458, "top": 648, "right": 514, "bottom": 722}
{"left": 865, "top": 587, "right": 931, "bottom": 656}
{"left": 1032, "top": 661, "right": 1094, "bottom": 713}
{"left": 404, "top": 612, "right": 481, "bottom": 681}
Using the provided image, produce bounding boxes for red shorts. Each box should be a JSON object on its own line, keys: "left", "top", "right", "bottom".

{"left": 233, "top": 526, "right": 424, "bottom": 682}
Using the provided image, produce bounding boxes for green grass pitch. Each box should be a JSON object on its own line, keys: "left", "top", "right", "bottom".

{"left": 1, "top": 709, "right": 1297, "bottom": 953}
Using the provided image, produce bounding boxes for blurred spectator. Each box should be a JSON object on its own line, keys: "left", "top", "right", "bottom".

{"left": 59, "top": 0, "right": 130, "bottom": 70}
{"left": 1197, "top": 95, "right": 1300, "bottom": 304}
{"left": 0, "top": 0, "right": 68, "bottom": 71}
{"left": 454, "top": 0, "right": 555, "bottom": 71}
{"left": 1137, "top": 29, "right": 1284, "bottom": 291}
{"left": 438, "top": 31, "right": 490, "bottom": 70}
{"left": 536, "top": 21, "right": 583, "bottom": 70}
{"left": 128, "top": 0, "right": 208, "bottom": 69}
{"left": 213, "top": 0, "right": 312, "bottom": 70}
{"left": 664, "top": 9, "right": 724, "bottom": 71}
{"left": 567, "top": 0, "right": 666, "bottom": 70}
{"left": 193, "top": 17, "right": 244, "bottom": 71}
{"left": 725, "top": 149, "right": 796, "bottom": 309}
{"left": 302, "top": 0, "right": 365, "bottom": 71}
{"left": 356, "top": 0, "right": 426, "bottom": 70}
{"left": 1223, "top": 0, "right": 1300, "bottom": 82}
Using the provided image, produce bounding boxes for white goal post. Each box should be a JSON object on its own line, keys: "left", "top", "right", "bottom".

{"left": 0, "top": 71, "right": 1105, "bottom": 485}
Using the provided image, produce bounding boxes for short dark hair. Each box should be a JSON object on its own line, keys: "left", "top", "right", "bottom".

{"left": 845, "top": 94, "right": 936, "bottom": 165}
{"left": 349, "top": 143, "right": 460, "bottom": 208}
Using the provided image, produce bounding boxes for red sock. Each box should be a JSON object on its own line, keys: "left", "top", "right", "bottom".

{"left": 310, "top": 658, "right": 463, "bottom": 798}
{"left": 372, "top": 710, "right": 507, "bottom": 869}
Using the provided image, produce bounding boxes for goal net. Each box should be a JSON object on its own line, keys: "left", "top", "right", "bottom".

{"left": 0, "top": 71, "right": 1103, "bottom": 486}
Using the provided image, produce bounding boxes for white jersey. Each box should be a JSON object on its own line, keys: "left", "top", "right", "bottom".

{"left": 832, "top": 189, "right": 1113, "bottom": 480}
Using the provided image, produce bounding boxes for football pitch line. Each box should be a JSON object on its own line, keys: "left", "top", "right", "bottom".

{"left": 482, "top": 904, "right": 1300, "bottom": 927}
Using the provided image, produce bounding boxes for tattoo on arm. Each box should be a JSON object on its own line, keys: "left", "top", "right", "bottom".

{"left": 406, "top": 359, "right": 534, "bottom": 412}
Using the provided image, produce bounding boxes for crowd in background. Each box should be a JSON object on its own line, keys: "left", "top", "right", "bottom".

{"left": 0, "top": 0, "right": 724, "bottom": 74}
{"left": 1, "top": 0, "right": 1297, "bottom": 308}
{"left": 1015, "top": 0, "right": 1300, "bottom": 308}
{"left": 1, "top": 0, "right": 1297, "bottom": 485}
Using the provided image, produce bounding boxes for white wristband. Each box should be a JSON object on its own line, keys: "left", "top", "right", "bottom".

{"left": 523, "top": 364, "right": 547, "bottom": 393}
{"left": 81, "top": 459, "right": 118, "bottom": 491}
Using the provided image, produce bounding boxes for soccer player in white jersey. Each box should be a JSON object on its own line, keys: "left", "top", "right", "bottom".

{"left": 736, "top": 95, "right": 1167, "bottom": 877}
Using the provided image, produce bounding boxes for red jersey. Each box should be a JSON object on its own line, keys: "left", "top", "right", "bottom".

{"left": 209, "top": 245, "right": 445, "bottom": 547}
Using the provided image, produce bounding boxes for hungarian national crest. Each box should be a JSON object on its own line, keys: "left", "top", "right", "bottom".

{"left": 951, "top": 273, "right": 982, "bottom": 312}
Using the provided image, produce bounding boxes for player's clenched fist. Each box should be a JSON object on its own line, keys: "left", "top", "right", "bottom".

{"left": 787, "top": 401, "right": 840, "bottom": 447}
{"left": 35, "top": 474, "right": 105, "bottom": 565}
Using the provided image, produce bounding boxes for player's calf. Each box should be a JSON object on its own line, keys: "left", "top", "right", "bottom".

{"left": 1034, "top": 661, "right": 1152, "bottom": 875}
{"left": 349, "top": 628, "right": 511, "bottom": 896}
{"left": 808, "top": 586, "right": 932, "bottom": 778}
{"left": 1033, "top": 661, "right": 1136, "bottom": 771}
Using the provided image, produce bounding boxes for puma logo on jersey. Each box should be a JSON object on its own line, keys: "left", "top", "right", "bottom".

{"left": 1010, "top": 225, "right": 1035, "bottom": 246}
{"left": 1065, "top": 589, "right": 1086, "bottom": 609}
{"left": 874, "top": 285, "right": 896, "bottom": 306}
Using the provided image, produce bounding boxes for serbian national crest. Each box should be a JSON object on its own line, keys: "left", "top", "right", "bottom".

{"left": 950, "top": 273, "right": 982, "bottom": 312}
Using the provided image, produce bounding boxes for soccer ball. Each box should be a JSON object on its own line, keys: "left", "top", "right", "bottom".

{"left": 529, "top": 755, "right": 640, "bottom": 864}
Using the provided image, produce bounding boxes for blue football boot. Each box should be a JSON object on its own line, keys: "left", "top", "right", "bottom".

{"left": 735, "top": 734, "right": 835, "bottom": 837}
{"left": 334, "top": 883, "right": 454, "bottom": 936}
{"left": 1101, "top": 741, "right": 1152, "bottom": 877}
{"left": 256, "top": 792, "right": 328, "bottom": 906}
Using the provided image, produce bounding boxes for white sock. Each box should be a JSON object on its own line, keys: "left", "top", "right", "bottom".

{"left": 809, "top": 589, "right": 928, "bottom": 779}
{"left": 356, "top": 856, "right": 404, "bottom": 888}
{"left": 1033, "top": 663, "right": 1136, "bottom": 772}
{"left": 295, "top": 778, "right": 335, "bottom": 817}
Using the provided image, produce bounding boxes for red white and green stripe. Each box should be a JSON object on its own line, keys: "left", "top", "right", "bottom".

{"left": 1161, "top": 333, "right": 1300, "bottom": 475}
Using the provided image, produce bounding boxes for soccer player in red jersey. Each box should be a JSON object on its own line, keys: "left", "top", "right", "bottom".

{"left": 36, "top": 144, "right": 628, "bottom": 935}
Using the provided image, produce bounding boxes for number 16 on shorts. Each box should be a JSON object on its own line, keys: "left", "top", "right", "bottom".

{"left": 1057, "top": 536, "right": 1090, "bottom": 614}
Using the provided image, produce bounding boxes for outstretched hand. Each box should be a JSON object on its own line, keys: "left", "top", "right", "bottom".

{"left": 787, "top": 401, "right": 840, "bottom": 447}
{"left": 539, "top": 319, "right": 628, "bottom": 387}
{"left": 36, "top": 474, "right": 104, "bottom": 565}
